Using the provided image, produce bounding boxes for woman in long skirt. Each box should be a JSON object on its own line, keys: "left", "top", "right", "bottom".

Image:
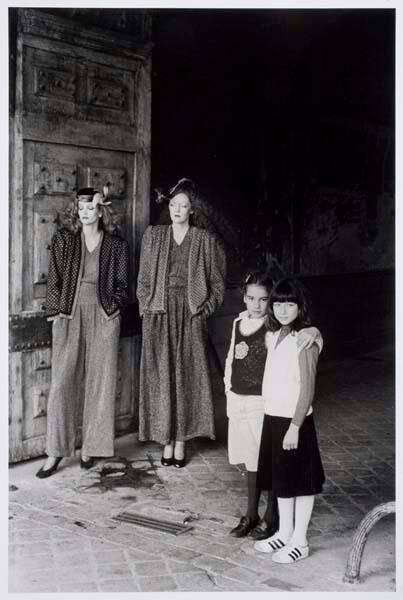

{"left": 136, "top": 178, "right": 226, "bottom": 467}
{"left": 36, "top": 187, "right": 129, "bottom": 478}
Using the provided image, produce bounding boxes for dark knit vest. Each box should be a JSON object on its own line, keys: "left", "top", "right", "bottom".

{"left": 231, "top": 321, "right": 267, "bottom": 395}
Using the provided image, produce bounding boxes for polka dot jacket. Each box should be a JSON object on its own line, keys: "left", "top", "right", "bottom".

{"left": 45, "top": 228, "right": 129, "bottom": 320}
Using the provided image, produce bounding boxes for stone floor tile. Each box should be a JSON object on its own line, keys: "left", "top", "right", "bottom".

{"left": 8, "top": 541, "right": 53, "bottom": 557}
{"left": 96, "top": 562, "right": 133, "bottom": 579}
{"left": 8, "top": 517, "right": 46, "bottom": 530}
{"left": 9, "top": 553, "right": 54, "bottom": 570}
{"left": 214, "top": 574, "right": 267, "bottom": 591}
{"left": 194, "top": 555, "right": 236, "bottom": 574}
{"left": 312, "top": 515, "right": 350, "bottom": 529}
{"left": 136, "top": 537, "right": 184, "bottom": 556}
{"left": 185, "top": 465, "right": 212, "bottom": 473}
{"left": 340, "top": 485, "right": 376, "bottom": 495}
{"left": 58, "top": 581, "right": 99, "bottom": 592}
{"left": 125, "top": 546, "right": 164, "bottom": 561}
{"left": 89, "top": 538, "right": 123, "bottom": 550}
{"left": 9, "top": 528, "right": 51, "bottom": 543}
{"left": 53, "top": 551, "right": 92, "bottom": 567}
{"left": 51, "top": 537, "right": 91, "bottom": 554}
{"left": 167, "top": 559, "right": 205, "bottom": 574}
{"left": 174, "top": 571, "right": 218, "bottom": 590}
{"left": 92, "top": 549, "right": 126, "bottom": 564}
{"left": 132, "top": 559, "right": 168, "bottom": 576}
{"left": 312, "top": 504, "right": 338, "bottom": 515}
{"left": 224, "top": 565, "right": 264, "bottom": 585}
{"left": 9, "top": 581, "right": 59, "bottom": 593}
{"left": 155, "top": 545, "right": 202, "bottom": 562}
{"left": 192, "top": 473, "right": 220, "bottom": 481}
{"left": 54, "top": 564, "right": 97, "bottom": 582}
{"left": 228, "top": 550, "right": 270, "bottom": 574}
{"left": 107, "top": 530, "right": 151, "bottom": 547}
{"left": 199, "top": 541, "right": 236, "bottom": 559}
{"left": 198, "top": 481, "right": 226, "bottom": 491}
{"left": 10, "top": 567, "right": 57, "bottom": 586}
{"left": 98, "top": 578, "right": 140, "bottom": 592}
{"left": 137, "top": 575, "right": 178, "bottom": 592}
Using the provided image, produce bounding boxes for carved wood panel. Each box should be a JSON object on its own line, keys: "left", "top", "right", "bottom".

{"left": 24, "top": 46, "right": 77, "bottom": 116}
{"left": 86, "top": 166, "right": 126, "bottom": 199}
{"left": 83, "top": 62, "right": 136, "bottom": 126}
{"left": 23, "top": 46, "right": 138, "bottom": 126}
{"left": 34, "top": 161, "right": 78, "bottom": 196}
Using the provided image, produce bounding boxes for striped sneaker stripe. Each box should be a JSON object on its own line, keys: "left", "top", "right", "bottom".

{"left": 269, "top": 539, "right": 285, "bottom": 550}
{"left": 289, "top": 548, "right": 302, "bottom": 560}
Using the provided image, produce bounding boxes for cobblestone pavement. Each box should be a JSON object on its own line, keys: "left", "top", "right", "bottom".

{"left": 9, "top": 347, "right": 396, "bottom": 593}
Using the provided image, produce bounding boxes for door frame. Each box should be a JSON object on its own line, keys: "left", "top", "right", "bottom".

{"left": 9, "top": 8, "right": 151, "bottom": 462}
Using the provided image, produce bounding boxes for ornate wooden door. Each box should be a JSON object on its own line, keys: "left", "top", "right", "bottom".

{"left": 9, "top": 9, "right": 151, "bottom": 462}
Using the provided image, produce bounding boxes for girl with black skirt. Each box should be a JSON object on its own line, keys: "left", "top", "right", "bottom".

{"left": 255, "top": 278, "right": 325, "bottom": 563}
{"left": 225, "top": 272, "right": 322, "bottom": 541}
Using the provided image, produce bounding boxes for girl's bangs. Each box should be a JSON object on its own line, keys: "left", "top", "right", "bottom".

{"left": 270, "top": 290, "right": 298, "bottom": 304}
{"left": 270, "top": 279, "right": 302, "bottom": 304}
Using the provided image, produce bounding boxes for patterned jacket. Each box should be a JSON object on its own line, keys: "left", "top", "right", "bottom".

{"left": 136, "top": 225, "right": 226, "bottom": 317}
{"left": 46, "top": 229, "right": 129, "bottom": 320}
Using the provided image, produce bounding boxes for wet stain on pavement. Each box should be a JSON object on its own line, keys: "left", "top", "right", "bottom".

{"left": 9, "top": 485, "right": 18, "bottom": 492}
{"left": 262, "top": 577, "right": 303, "bottom": 591}
{"left": 78, "top": 457, "right": 161, "bottom": 493}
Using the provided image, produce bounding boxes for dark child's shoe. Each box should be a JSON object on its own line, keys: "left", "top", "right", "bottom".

{"left": 229, "top": 515, "right": 259, "bottom": 538}
{"left": 80, "top": 457, "right": 95, "bottom": 469}
{"left": 173, "top": 455, "right": 186, "bottom": 468}
{"left": 248, "top": 519, "right": 277, "bottom": 540}
{"left": 36, "top": 457, "right": 62, "bottom": 479}
{"left": 161, "top": 455, "right": 174, "bottom": 467}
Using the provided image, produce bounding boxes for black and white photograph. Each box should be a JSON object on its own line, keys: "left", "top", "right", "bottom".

{"left": 6, "top": 0, "right": 398, "bottom": 596}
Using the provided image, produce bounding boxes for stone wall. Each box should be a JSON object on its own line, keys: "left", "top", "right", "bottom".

{"left": 300, "top": 188, "right": 394, "bottom": 275}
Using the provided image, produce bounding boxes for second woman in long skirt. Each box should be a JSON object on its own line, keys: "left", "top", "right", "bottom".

{"left": 137, "top": 178, "right": 226, "bottom": 467}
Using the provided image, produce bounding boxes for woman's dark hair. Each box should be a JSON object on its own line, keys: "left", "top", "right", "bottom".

{"left": 242, "top": 270, "right": 274, "bottom": 296}
{"left": 168, "top": 178, "right": 197, "bottom": 203}
{"left": 60, "top": 187, "right": 119, "bottom": 234}
{"left": 155, "top": 178, "right": 211, "bottom": 229}
{"left": 267, "top": 277, "right": 312, "bottom": 331}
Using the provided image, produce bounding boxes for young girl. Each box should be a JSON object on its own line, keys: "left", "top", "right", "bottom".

{"left": 36, "top": 187, "right": 129, "bottom": 478}
{"left": 254, "top": 277, "right": 325, "bottom": 563}
{"left": 224, "top": 272, "right": 322, "bottom": 540}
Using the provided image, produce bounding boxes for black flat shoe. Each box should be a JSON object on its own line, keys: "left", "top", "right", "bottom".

{"left": 173, "top": 455, "right": 186, "bottom": 468}
{"left": 229, "top": 515, "right": 259, "bottom": 538}
{"left": 36, "top": 457, "right": 62, "bottom": 479}
{"left": 248, "top": 518, "right": 277, "bottom": 540}
{"left": 80, "top": 457, "right": 95, "bottom": 469}
{"left": 161, "top": 456, "right": 173, "bottom": 467}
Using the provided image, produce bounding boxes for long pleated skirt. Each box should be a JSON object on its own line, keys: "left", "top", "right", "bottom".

{"left": 139, "top": 286, "right": 215, "bottom": 444}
